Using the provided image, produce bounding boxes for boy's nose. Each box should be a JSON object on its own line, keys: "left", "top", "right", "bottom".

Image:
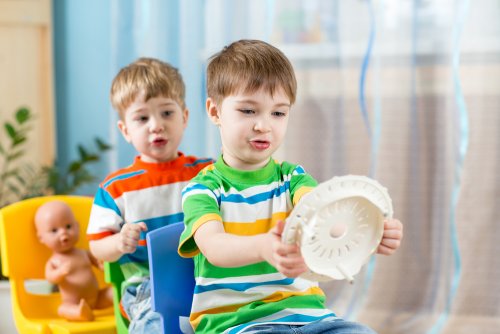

{"left": 150, "top": 118, "right": 164, "bottom": 133}
{"left": 254, "top": 117, "right": 271, "bottom": 132}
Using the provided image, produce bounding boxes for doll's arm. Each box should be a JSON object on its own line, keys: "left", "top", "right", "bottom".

{"left": 45, "top": 258, "right": 70, "bottom": 284}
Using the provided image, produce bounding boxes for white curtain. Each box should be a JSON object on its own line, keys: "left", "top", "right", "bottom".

{"left": 274, "top": 1, "right": 500, "bottom": 333}
{"left": 110, "top": 1, "right": 500, "bottom": 333}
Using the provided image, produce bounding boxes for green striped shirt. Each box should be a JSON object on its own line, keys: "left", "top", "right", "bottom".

{"left": 179, "top": 157, "right": 335, "bottom": 333}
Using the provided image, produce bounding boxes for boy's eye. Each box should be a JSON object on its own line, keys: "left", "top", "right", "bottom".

{"left": 51, "top": 228, "right": 57, "bottom": 233}
{"left": 272, "top": 111, "right": 287, "bottom": 117}
{"left": 66, "top": 224, "right": 72, "bottom": 230}
{"left": 162, "top": 111, "right": 173, "bottom": 117}
{"left": 239, "top": 109, "right": 255, "bottom": 115}
{"left": 134, "top": 116, "right": 148, "bottom": 122}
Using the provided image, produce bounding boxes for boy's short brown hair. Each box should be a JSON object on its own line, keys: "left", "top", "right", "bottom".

{"left": 110, "top": 57, "right": 185, "bottom": 118}
{"left": 206, "top": 39, "right": 297, "bottom": 106}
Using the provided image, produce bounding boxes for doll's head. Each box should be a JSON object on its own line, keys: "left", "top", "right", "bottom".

{"left": 35, "top": 200, "right": 80, "bottom": 253}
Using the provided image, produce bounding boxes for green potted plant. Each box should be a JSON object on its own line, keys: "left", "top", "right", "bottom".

{"left": 0, "top": 107, "right": 111, "bottom": 331}
{"left": 0, "top": 107, "right": 34, "bottom": 333}
{"left": 0, "top": 107, "right": 34, "bottom": 210}
{"left": 0, "top": 107, "right": 111, "bottom": 274}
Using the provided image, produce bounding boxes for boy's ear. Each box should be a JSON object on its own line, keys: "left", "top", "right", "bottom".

{"left": 182, "top": 108, "right": 189, "bottom": 128}
{"left": 117, "top": 120, "right": 132, "bottom": 143}
{"left": 206, "top": 98, "right": 220, "bottom": 126}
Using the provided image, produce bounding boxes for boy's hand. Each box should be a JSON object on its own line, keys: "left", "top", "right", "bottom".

{"left": 376, "top": 218, "right": 403, "bottom": 255}
{"left": 262, "top": 220, "right": 308, "bottom": 278}
{"left": 117, "top": 222, "right": 148, "bottom": 255}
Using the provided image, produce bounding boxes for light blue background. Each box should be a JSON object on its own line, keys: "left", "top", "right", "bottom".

{"left": 53, "top": 0, "right": 208, "bottom": 195}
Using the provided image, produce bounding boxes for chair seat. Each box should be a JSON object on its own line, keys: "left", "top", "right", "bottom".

{"left": 47, "top": 311, "right": 115, "bottom": 334}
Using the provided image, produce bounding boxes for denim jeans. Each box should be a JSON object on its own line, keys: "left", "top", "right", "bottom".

{"left": 122, "top": 278, "right": 161, "bottom": 334}
{"left": 239, "top": 317, "right": 377, "bottom": 334}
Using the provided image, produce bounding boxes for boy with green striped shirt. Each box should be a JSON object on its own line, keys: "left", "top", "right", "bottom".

{"left": 179, "top": 39, "right": 403, "bottom": 334}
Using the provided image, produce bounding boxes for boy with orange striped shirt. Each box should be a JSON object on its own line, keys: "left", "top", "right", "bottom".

{"left": 87, "top": 58, "right": 212, "bottom": 333}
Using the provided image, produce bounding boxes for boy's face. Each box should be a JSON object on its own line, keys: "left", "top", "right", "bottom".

{"left": 118, "top": 92, "right": 188, "bottom": 163}
{"left": 207, "top": 87, "right": 290, "bottom": 170}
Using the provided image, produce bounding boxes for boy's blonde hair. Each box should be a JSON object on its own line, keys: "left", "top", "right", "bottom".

{"left": 207, "top": 39, "right": 297, "bottom": 106}
{"left": 110, "top": 57, "right": 186, "bottom": 118}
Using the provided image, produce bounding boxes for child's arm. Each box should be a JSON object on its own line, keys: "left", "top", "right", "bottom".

{"left": 376, "top": 218, "right": 403, "bottom": 255}
{"left": 89, "top": 222, "right": 148, "bottom": 262}
{"left": 194, "top": 220, "right": 308, "bottom": 278}
{"left": 87, "top": 250, "right": 104, "bottom": 271}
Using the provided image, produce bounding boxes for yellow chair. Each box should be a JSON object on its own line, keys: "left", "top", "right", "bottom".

{"left": 0, "top": 195, "right": 116, "bottom": 334}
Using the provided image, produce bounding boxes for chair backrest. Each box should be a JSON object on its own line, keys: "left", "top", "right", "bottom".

{"left": 1, "top": 195, "right": 96, "bottom": 282}
{"left": 147, "top": 222, "right": 195, "bottom": 334}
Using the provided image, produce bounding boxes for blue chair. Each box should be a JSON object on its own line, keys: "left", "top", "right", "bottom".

{"left": 147, "top": 222, "right": 195, "bottom": 334}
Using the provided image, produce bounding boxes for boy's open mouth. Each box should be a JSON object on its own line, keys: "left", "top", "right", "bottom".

{"left": 250, "top": 140, "right": 270, "bottom": 150}
{"left": 152, "top": 138, "right": 167, "bottom": 146}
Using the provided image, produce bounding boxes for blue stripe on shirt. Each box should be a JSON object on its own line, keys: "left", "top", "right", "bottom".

{"left": 184, "top": 158, "right": 213, "bottom": 167}
{"left": 182, "top": 183, "right": 221, "bottom": 206}
{"left": 293, "top": 166, "right": 306, "bottom": 174}
{"left": 93, "top": 188, "right": 121, "bottom": 217}
{"left": 221, "top": 182, "right": 289, "bottom": 205}
{"left": 102, "top": 169, "right": 146, "bottom": 189}
{"left": 182, "top": 183, "right": 214, "bottom": 196}
{"left": 195, "top": 277, "right": 295, "bottom": 294}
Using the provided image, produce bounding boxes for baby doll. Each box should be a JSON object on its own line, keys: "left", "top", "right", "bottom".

{"left": 34, "top": 200, "right": 113, "bottom": 321}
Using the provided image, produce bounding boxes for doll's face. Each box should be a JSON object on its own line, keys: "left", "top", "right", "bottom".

{"left": 35, "top": 201, "right": 80, "bottom": 253}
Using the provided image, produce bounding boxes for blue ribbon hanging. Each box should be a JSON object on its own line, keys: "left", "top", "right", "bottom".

{"left": 427, "top": 0, "right": 469, "bottom": 333}
{"left": 358, "top": 0, "right": 376, "bottom": 142}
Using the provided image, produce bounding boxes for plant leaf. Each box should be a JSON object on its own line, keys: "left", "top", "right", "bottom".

{"left": 7, "top": 150, "right": 24, "bottom": 161}
{"left": 4, "top": 122, "right": 17, "bottom": 139}
{"left": 71, "top": 170, "right": 94, "bottom": 188}
{"left": 15, "top": 107, "right": 31, "bottom": 124}
{"left": 95, "top": 137, "right": 112, "bottom": 151}
{"left": 1, "top": 168, "right": 19, "bottom": 180}
{"left": 85, "top": 154, "right": 99, "bottom": 162}
{"left": 69, "top": 161, "right": 82, "bottom": 173}
{"left": 6, "top": 182, "right": 21, "bottom": 196}
{"left": 12, "top": 136, "right": 27, "bottom": 146}
{"left": 14, "top": 173, "right": 27, "bottom": 185}
{"left": 78, "top": 145, "right": 89, "bottom": 161}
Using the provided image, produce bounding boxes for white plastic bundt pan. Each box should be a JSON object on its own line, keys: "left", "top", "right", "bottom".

{"left": 282, "top": 175, "right": 393, "bottom": 283}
